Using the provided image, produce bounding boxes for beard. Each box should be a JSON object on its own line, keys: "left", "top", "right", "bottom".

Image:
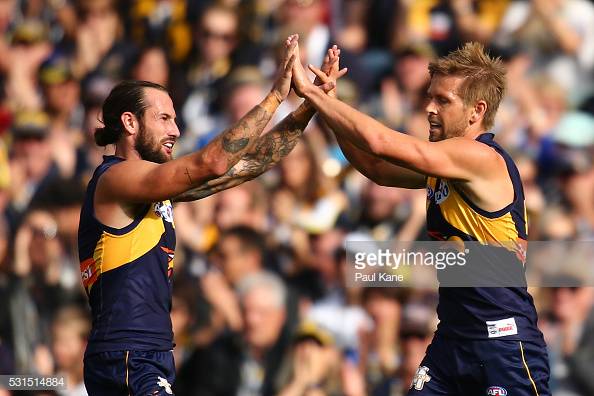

{"left": 135, "top": 121, "right": 169, "bottom": 164}
{"left": 428, "top": 115, "right": 468, "bottom": 142}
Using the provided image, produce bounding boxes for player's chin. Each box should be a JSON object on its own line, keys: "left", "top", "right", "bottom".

{"left": 428, "top": 130, "right": 441, "bottom": 142}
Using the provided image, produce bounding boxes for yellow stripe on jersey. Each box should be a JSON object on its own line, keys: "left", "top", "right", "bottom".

{"left": 429, "top": 177, "right": 519, "bottom": 244}
{"left": 92, "top": 207, "right": 165, "bottom": 274}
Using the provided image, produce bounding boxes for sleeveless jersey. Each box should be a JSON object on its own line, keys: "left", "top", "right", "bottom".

{"left": 426, "top": 133, "right": 544, "bottom": 343}
{"left": 78, "top": 156, "right": 176, "bottom": 355}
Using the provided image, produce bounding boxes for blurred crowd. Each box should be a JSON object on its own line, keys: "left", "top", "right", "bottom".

{"left": 0, "top": 0, "right": 594, "bottom": 395}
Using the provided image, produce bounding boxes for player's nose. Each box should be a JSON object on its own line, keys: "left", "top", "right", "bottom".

{"left": 425, "top": 99, "right": 437, "bottom": 114}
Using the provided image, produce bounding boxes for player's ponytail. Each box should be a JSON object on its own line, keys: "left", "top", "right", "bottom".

{"left": 94, "top": 80, "right": 167, "bottom": 147}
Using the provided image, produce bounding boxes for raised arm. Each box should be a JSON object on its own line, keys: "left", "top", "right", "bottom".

{"left": 173, "top": 104, "right": 314, "bottom": 201}
{"left": 96, "top": 42, "right": 297, "bottom": 204}
{"left": 337, "top": 137, "right": 425, "bottom": 188}
{"left": 291, "top": 54, "right": 499, "bottom": 183}
{"left": 299, "top": 43, "right": 425, "bottom": 189}
{"left": 174, "top": 38, "right": 345, "bottom": 202}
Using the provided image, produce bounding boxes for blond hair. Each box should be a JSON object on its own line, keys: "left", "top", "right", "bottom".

{"left": 428, "top": 42, "right": 506, "bottom": 130}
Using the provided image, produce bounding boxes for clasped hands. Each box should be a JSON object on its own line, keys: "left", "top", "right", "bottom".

{"left": 271, "top": 34, "right": 348, "bottom": 103}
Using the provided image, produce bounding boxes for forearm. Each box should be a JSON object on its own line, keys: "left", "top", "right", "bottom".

{"left": 174, "top": 102, "right": 315, "bottom": 202}
{"left": 193, "top": 92, "right": 281, "bottom": 175}
{"left": 337, "top": 137, "right": 384, "bottom": 182}
{"left": 303, "top": 86, "right": 380, "bottom": 152}
{"left": 303, "top": 85, "right": 421, "bottom": 163}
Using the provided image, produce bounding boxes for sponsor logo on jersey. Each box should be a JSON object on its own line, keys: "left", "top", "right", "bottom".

{"left": 486, "top": 317, "right": 518, "bottom": 338}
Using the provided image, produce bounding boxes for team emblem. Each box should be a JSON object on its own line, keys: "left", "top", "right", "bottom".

{"left": 434, "top": 180, "right": 449, "bottom": 204}
{"left": 154, "top": 201, "right": 174, "bottom": 223}
{"left": 410, "top": 366, "right": 431, "bottom": 391}
{"left": 157, "top": 376, "right": 173, "bottom": 394}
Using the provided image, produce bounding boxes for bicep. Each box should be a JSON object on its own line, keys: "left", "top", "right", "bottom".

{"left": 376, "top": 135, "right": 497, "bottom": 182}
{"left": 96, "top": 158, "right": 215, "bottom": 203}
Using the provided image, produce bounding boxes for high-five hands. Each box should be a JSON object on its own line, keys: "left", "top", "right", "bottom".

{"left": 270, "top": 35, "right": 298, "bottom": 103}
{"left": 286, "top": 34, "right": 348, "bottom": 98}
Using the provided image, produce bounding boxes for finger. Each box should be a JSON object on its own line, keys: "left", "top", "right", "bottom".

{"left": 321, "top": 55, "right": 331, "bottom": 73}
{"left": 283, "top": 41, "right": 298, "bottom": 68}
{"left": 337, "top": 67, "right": 348, "bottom": 78}
{"left": 284, "top": 54, "right": 296, "bottom": 75}
{"left": 319, "top": 81, "right": 336, "bottom": 93}
{"left": 308, "top": 64, "right": 328, "bottom": 80}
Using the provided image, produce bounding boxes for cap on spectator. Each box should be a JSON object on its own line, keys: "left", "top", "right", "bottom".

{"left": 395, "top": 42, "right": 436, "bottom": 60}
{"left": 11, "top": 110, "right": 50, "bottom": 140}
{"left": 39, "top": 56, "right": 75, "bottom": 85}
{"left": 552, "top": 112, "right": 594, "bottom": 147}
{"left": 11, "top": 20, "right": 48, "bottom": 45}
{"left": 294, "top": 320, "right": 334, "bottom": 346}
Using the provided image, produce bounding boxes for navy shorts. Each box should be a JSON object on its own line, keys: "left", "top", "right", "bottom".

{"left": 84, "top": 350, "right": 175, "bottom": 396}
{"left": 407, "top": 334, "right": 550, "bottom": 396}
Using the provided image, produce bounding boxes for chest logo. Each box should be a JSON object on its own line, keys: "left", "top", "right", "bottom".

{"left": 154, "top": 201, "right": 174, "bottom": 223}
{"left": 429, "top": 180, "right": 449, "bottom": 204}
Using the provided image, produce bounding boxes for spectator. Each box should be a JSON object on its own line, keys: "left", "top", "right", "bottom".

{"left": 176, "top": 271, "right": 292, "bottom": 396}
{"left": 51, "top": 305, "right": 90, "bottom": 396}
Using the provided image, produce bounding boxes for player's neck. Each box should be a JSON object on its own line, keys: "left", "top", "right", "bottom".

{"left": 114, "top": 142, "right": 141, "bottom": 160}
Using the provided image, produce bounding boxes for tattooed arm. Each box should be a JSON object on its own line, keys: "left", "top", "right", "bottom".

{"left": 173, "top": 39, "right": 348, "bottom": 202}
{"left": 94, "top": 39, "right": 297, "bottom": 204}
{"left": 173, "top": 103, "right": 315, "bottom": 202}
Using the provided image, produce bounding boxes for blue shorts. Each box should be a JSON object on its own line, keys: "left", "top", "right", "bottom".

{"left": 84, "top": 350, "right": 175, "bottom": 395}
{"left": 407, "top": 334, "right": 550, "bottom": 396}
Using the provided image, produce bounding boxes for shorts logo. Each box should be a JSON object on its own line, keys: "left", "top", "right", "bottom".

{"left": 410, "top": 366, "right": 431, "bottom": 391}
{"left": 157, "top": 376, "right": 173, "bottom": 394}
{"left": 154, "top": 201, "right": 174, "bottom": 223}
{"left": 487, "top": 386, "right": 507, "bottom": 395}
{"left": 486, "top": 317, "right": 518, "bottom": 338}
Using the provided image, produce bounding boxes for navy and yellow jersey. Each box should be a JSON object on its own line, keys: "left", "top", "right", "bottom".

{"left": 426, "top": 133, "right": 544, "bottom": 343}
{"left": 78, "top": 156, "right": 176, "bottom": 355}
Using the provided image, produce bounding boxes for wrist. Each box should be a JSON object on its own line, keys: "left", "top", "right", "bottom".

{"left": 293, "top": 101, "right": 316, "bottom": 121}
{"left": 267, "top": 89, "right": 284, "bottom": 108}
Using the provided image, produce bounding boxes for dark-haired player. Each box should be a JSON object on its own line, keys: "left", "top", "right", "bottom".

{"left": 78, "top": 36, "right": 340, "bottom": 395}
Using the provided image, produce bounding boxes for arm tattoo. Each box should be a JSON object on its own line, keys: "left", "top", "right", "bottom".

{"left": 222, "top": 136, "right": 249, "bottom": 153}
{"left": 184, "top": 168, "right": 193, "bottom": 185}
{"left": 218, "top": 104, "right": 270, "bottom": 157}
{"left": 174, "top": 107, "right": 314, "bottom": 202}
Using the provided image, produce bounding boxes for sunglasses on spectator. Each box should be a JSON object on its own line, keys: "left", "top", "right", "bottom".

{"left": 201, "top": 28, "right": 235, "bottom": 43}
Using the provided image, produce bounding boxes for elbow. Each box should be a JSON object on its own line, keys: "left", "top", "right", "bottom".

{"left": 366, "top": 133, "right": 386, "bottom": 157}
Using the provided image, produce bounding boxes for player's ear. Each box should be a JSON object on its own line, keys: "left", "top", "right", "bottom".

{"left": 470, "top": 101, "right": 487, "bottom": 124}
{"left": 121, "top": 112, "right": 138, "bottom": 135}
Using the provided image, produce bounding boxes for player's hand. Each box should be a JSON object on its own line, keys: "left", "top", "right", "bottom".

{"left": 312, "top": 45, "right": 348, "bottom": 98}
{"left": 270, "top": 34, "right": 298, "bottom": 103}
{"left": 289, "top": 35, "right": 336, "bottom": 98}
